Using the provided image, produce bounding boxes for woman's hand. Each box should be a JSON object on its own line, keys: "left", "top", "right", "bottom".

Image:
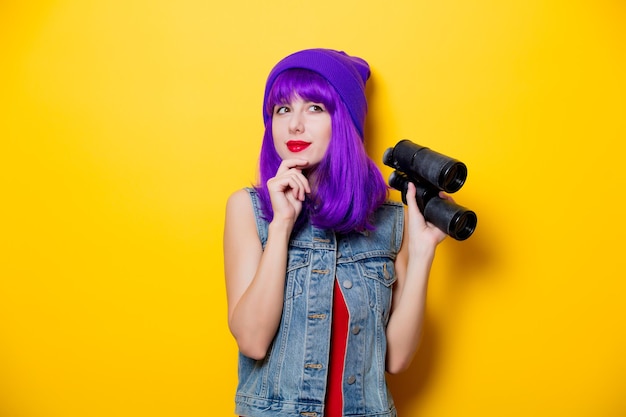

{"left": 224, "top": 158, "right": 310, "bottom": 359}
{"left": 386, "top": 181, "right": 451, "bottom": 373}
{"left": 404, "top": 182, "right": 449, "bottom": 257}
{"left": 267, "top": 158, "right": 311, "bottom": 225}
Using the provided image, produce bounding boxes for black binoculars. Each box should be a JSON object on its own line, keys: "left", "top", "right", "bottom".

{"left": 383, "top": 139, "right": 477, "bottom": 241}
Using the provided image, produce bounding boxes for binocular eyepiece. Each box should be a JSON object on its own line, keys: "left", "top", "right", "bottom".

{"left": 383, "top": 140, "right": 477, "bottom": 241}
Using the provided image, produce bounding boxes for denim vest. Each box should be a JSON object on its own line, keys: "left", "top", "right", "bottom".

{"left": 235, "top": 188, "right": 404, "bottom": 417}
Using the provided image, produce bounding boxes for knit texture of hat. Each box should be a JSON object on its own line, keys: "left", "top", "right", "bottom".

{"left": 263, "top": 48, "right": 371, "bottom": 137}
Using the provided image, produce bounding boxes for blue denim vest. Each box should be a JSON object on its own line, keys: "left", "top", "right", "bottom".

{"left": 235, "top": 188, "right": 404, "bottom": 417}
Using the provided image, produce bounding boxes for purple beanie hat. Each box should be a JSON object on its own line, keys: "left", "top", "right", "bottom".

{"left": 263, "top": 48, "right": 371, "bottom": 137}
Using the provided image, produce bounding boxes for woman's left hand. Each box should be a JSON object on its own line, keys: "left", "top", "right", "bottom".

{"left": 404, "top": 182, "right": 449, "bottom": 256}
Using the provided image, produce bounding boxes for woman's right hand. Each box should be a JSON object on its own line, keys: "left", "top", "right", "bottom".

{"left": 266, "top": 158, "right": 311, "bottom": 225}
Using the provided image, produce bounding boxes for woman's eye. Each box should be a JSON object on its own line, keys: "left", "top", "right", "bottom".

{"left": 309, "top": 104, "right": 325, "bottom": 112}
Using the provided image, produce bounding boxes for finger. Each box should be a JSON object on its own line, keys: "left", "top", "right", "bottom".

{"left": 285, "top": 188, "right": 303, "bottom": 215}
{"left": 287, "top": 174, "right": 306, "bottom": 201}
{"left": 406, "top": 181, "right": 416, "bottom": 199}
{"left": 438, "top": 191, "right": 455, "bottom": 203}
{"left": 294, "top": 171, "right": 311, "bottom": 196}
{"left": 405, "top": 182, "right": 427, "bottom": 228}
{"left": 405, "top": 182, "right": 419, "bottom": 212}
{"left": 282, "top": 169, "right": 310, "bottom": 199}
{"left": 283, "top": 172, "right": 309, "bottom": 202}
{"left": 276, "top": 158, "right": 309, "bottom": 175}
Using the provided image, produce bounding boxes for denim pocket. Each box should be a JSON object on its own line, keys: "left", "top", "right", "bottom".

{"left": 358, "top": 257, "right": 396, "bottom": 321}
{"left": 285, "top": 247, "right": 310, "bottom": 300}
{"left": 359, "top": 257, "right": 397, "bottom": 286}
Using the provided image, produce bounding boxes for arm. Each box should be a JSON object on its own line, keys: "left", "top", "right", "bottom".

{"left": 224, "top": 159, "right": 310, "bottom": 360}
{"left": 385, "top": 182, "right": 448, "bottom": 374}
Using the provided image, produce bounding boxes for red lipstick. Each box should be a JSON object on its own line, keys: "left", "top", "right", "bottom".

{"left": 286, "top": 141, "right": 311, "bottom": 153}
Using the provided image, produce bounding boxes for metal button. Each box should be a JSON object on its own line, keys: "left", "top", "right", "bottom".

{"left": 342, "top": 280, "right": 353, "bottom": 289}
{"left": 351, "top": 325, "right": 360, "bottom": 335}
{"left": 347, "top": 375, "right": 356, "bottom": 384}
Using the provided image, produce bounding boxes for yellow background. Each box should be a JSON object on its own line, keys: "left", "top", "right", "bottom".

{"left": 1, "top": 1, "right": 625, "bottom": 416}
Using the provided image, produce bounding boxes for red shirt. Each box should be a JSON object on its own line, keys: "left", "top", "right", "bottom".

{"left": 325, "top": 279, "right": 349, "bottom": 417}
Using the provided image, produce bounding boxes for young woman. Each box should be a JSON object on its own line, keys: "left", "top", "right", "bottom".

{"left": 224, "top": 48, "right": 448, "bottom": 417}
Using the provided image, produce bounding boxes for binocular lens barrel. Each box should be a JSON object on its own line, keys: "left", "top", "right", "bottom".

{"left": 388, "top": 171, "right": 477, "bottom": 241}
{"left": 424, "top": 196, "right": 477, "bottom": 241}
{"left": 383, "top": 139, "right": 467, "bottom": 193}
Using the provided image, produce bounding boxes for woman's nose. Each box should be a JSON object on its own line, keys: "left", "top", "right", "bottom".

{"left": 288, "top": 112, "right": 304, "bottom": 133}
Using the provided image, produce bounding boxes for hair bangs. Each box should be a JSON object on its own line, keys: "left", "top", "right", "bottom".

{"left": 264, "top": 69, "right": 337, "bottom": 117}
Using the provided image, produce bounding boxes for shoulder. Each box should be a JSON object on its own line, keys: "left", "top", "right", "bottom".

{"left": 375, "top": 199, "right": 405, "bottom": 222}
{"left": 226, "top": 188, "right": 253, "bottom": 209}
{"left": 379, "top": 200, "right": 405, "bottom": 254}
{"left": 225, "top": 188, "right": 257, "bottom": 228}
{"left": 354, "top": 200, "right": 405, "bottom": 255}
{"left": 381, "top": 199, "right": 404, "bottom": 210}
{"left": 225, "top": 188, "right": 262, "bottom": 246}
{"left": 228, "top": 186, "right": 265, "bottom": 212}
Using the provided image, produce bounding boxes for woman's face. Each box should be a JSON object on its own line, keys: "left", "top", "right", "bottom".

{"left": 272, "top": 95, "right": 332, "bottom": 167}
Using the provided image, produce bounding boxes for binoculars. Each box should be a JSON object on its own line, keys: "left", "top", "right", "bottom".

{"left": 383, "top": 139, "right": 477, "bottom": 241}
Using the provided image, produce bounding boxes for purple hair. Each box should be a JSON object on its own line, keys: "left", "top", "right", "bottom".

{"left": 255, "top": 69, "right": 388, "bottom": 233}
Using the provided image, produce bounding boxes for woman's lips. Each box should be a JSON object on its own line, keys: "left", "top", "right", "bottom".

{"left": 286, "top": 141, "right": 311, "bottom": 152}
